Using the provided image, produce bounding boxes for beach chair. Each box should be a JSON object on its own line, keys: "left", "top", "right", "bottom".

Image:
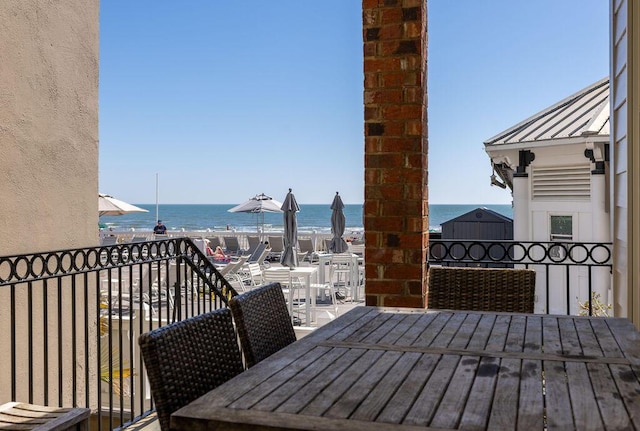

{"left": 219, "top": 255, "right": 250, "bottom": 291}
{"left": 206, "top": 236, "right": 221, "bottom": 250}
{"left": 267, "top": 235, "right": 284, "bottom": 261}
{"left": 247, "top": 243, "right": 267, "bottom": 264}
{"left": 101, "top": 235, "right": 118, "bottom": 246}
{"left": 223, "top": 236, "right": 242, "bottom": 255}
{"left": 246, "top": 235, "right": 261, "bottom": 254}
{"left": 298, "top": 238, "right": 317, "bottom": 263}
{"left": 237, "top": 262, "right": 264, "bottom": 288}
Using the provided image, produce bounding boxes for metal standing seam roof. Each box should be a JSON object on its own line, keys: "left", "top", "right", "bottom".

{"left": 484, "top": 77, "right": 610, "bottom": 147}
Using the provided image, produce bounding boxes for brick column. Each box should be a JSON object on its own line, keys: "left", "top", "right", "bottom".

{"left": 363, "top": 0, "right": 428, "bottom": 308}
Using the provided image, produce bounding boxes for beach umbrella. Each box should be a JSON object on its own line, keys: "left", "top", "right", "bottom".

{"left": 99, "top": 193, "right": 148, "bottom": 216}
{"left": 328, "top": 192, "right": 349, "bottom": 253}
{"left": 228, "top": 193, "right": 283, "bottom": 236}
{"left": 280, "top": 188, "right": 300, "bottom": 268}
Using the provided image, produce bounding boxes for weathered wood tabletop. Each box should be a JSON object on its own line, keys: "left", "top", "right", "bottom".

{"left": 171, "top": 306, "right": 640, "bottom": 431}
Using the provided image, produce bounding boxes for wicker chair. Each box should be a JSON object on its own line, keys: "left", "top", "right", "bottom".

{"left": 138, "top": 308, "right": 244, "bottom": 431}
{"left": 427, "top": 266, "right": 536, "bottom": 313}
{"left": 229, "top": 282, "right": 297, "bottom": 368}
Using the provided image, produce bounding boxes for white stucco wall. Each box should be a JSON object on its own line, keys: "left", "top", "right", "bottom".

{"left": 0, "top": 1, "right": 99, "bottom": 255}
{"left": 0, "top": 0, "right": 99, "bottom": 407}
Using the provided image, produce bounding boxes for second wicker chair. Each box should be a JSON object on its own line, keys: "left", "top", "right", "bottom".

{"left": 229, "top": 282, "right": 297, "bottom": 368}
{"left": 427, "top": 266, "right": 536, "bottom": 313}
{"left": 138, "top": 308, "right": 244, "bottom": 431}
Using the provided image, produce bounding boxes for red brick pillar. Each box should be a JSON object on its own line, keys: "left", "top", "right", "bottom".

{"left": 363, "top": 0, "right": 428, "bottom": 308}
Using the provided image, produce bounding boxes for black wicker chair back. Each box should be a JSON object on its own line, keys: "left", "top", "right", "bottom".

{"left": 229, "top": 282, "right": 297, "bottom": 368}
{"left": 428, "top": 266, "right": 536, "bottom": 313}
{"left": 138, "top": 308, "right": 244, "bottom": 431}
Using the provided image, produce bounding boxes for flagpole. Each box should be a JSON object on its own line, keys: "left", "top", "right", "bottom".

{"left": 155, "top": 173, "right": 159, "bottom": 222}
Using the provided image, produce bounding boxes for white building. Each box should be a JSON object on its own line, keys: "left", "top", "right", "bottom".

{"left": 484, "top": 78, "right": 611, "bottom": 314}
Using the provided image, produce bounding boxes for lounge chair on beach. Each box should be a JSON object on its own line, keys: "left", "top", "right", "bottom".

{"left": 267, "top": 235, "right": 284, "bottom": 261}
{"left": 206, "top": 236, "right": 221, "bottom": 250}
{"left": 101, "top": 236, "right": 118, "bottom": 246}
{"left": 223, "top": 236, "right": 242, "bottom": 256}
{"left": 247, "top": 243, "right": 267, "bottom": 263}
{"left": 298, "top": 238, "right": 318, "bottom": 263}
{"left": 246, "top": 236, "right": 261, "bottom": 255}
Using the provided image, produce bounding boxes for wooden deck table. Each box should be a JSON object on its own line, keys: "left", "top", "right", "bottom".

{"left": 171, "top": 306, "right": 640, "bottom": 431}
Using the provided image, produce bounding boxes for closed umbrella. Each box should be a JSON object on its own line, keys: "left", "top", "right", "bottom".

{"left": 280, "top": 188, "right": 299, "bottom": 268}
{"left": 99, "top": 193, "right": 148, "bottom": 216}
{"left": 228, "top": 193, "right": 283, "bottom": 237}
{"left": 329, "top": 192, "right": 349, "bottom": 253}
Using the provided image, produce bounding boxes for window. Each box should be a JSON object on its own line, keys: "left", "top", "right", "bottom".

{"left": 549, "top": 215, "right": 573, "bottom": 259}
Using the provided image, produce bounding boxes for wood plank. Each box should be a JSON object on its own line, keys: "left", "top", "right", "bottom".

{"left": 558, "top": 316, "right": 583, "bottom": 356}
{"left": 274, "top": 347, "right": 369, "bottom": 414}
{"left": 504, "top": 315, "right": 527, "bottom": 353}
{"left": 349, "top": 352, "right": 422, "bottom": 422}
{"left": 448, "top": 312, "right": 482, "bottom": 349}
{"left": 518, "top": 315, "right": 544, "bottom": 431}
{"left": 431, "top": 312, "right": 468, "bottom": 347}
{"left": 327, "top": 307, "right": 387, "bottom": 342}
{"left": 411, "top": 312, "right": 454, "bottom": 347}
{"left": 543, "top": 360, "right": 575, "bottom": 430}
{"left": 458, "top": 356, "right": 499, "bottom": 430}
{"left": 253, "top": 346, "right": 353, "bottom": 412}
{"left": 389, "top": 312, "right": 439, "bottom": 346}
{"left": 485, "top": 314, "right": 511, "bottom": 351}
{"left": 229, "top": 345, "right": 332, "bottom": 409}
{"left": 430, "top": 354, "right": 480, "bottom": 429}
{"left": 587, "top": 362, "right": 633, "bottom": 430}
{"left": 324, "top": 351, "right": 403, "bottom": 419}
{"left": 486, "top": 358, "right": 520, "bottom": 431}
{"left": 523, "top": 315, "right": 542, "bottom": 354}
{"left": 516, "top": 359, "right": 544, "bottom": 431}
{"left": 541, "top": 316, "right": 562, "bottom": 355}
{"left": 343, "top": 310, "right": 396, "bottom": 343}
{"left": 608, "top": 363, "right": 640, "bottom": 429}
{"left": 376, "top": 312, "right": 425, "bottom": 344}
{"left": 466, "top": 313, "right": 497, "bottom": 350}
{"left": 564, "top": 362, "right": 604, "bottom": 430}
{"left": 376, "top": 353, "right": 441, "bottom": 424}
{"left": 589, "top": 318, "right": 625, "bottom": 359}
{"left": 174, "top": 406, "right": 453, "bottom": 431}
{"left": 604, "top": 317, "right": 640, "bottom": 365}
{"left": 360, "top": 311, "right": 414, "bottom": 344}
{"left": 317, "top": 341, "right": 631, "bottom": 364}
{"left": 300, "top": 349, "right": 385, "bottom": 416}
{"left": 573, "top": 318, "right": 604, "bottom": 357}
{"left": 403, "top": 354, "right": 459, "bottom": 426}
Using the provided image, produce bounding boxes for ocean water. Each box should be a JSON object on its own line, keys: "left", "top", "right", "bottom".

{"left": 100, "top": 204, "right": 513, "bottom": 233}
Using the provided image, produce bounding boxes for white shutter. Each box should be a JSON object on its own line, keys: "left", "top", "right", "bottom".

{"left": 531, "top": 164, "right": 591, "bottom": 200}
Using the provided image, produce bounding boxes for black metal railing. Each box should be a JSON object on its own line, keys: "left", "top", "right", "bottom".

{"left": 0, "top": 237, "right": 237, "bottom": 430}
{"left": 429, "top": 239, "right": 613, "bottom": 316}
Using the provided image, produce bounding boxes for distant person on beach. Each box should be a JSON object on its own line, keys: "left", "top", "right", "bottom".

{"left": 207, "top": 245, "right": 228, "bottom": 262}
{"left": 154, "top": 220, "right": 167, "bottom": 235}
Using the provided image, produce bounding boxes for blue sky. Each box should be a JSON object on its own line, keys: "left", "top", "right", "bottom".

{"left": 99, "top": 1, "right": 609, "bottom": 205}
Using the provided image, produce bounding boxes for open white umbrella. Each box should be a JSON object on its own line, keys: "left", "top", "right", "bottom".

{"left": 228, "top": 193, "right": 283, "bottom": 236}
{"left": 99, "top": 193, "right": 148, "bottom": 216}
{"left": 328, "top": 192, "right": 349, "bottom": 253}
{"left": 280, "top": 188, "right": 300, "bottom": 268}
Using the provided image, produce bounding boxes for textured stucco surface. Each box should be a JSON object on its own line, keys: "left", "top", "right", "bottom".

{"left": 0, "top": 0, "right": 99, "bottom": 254}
